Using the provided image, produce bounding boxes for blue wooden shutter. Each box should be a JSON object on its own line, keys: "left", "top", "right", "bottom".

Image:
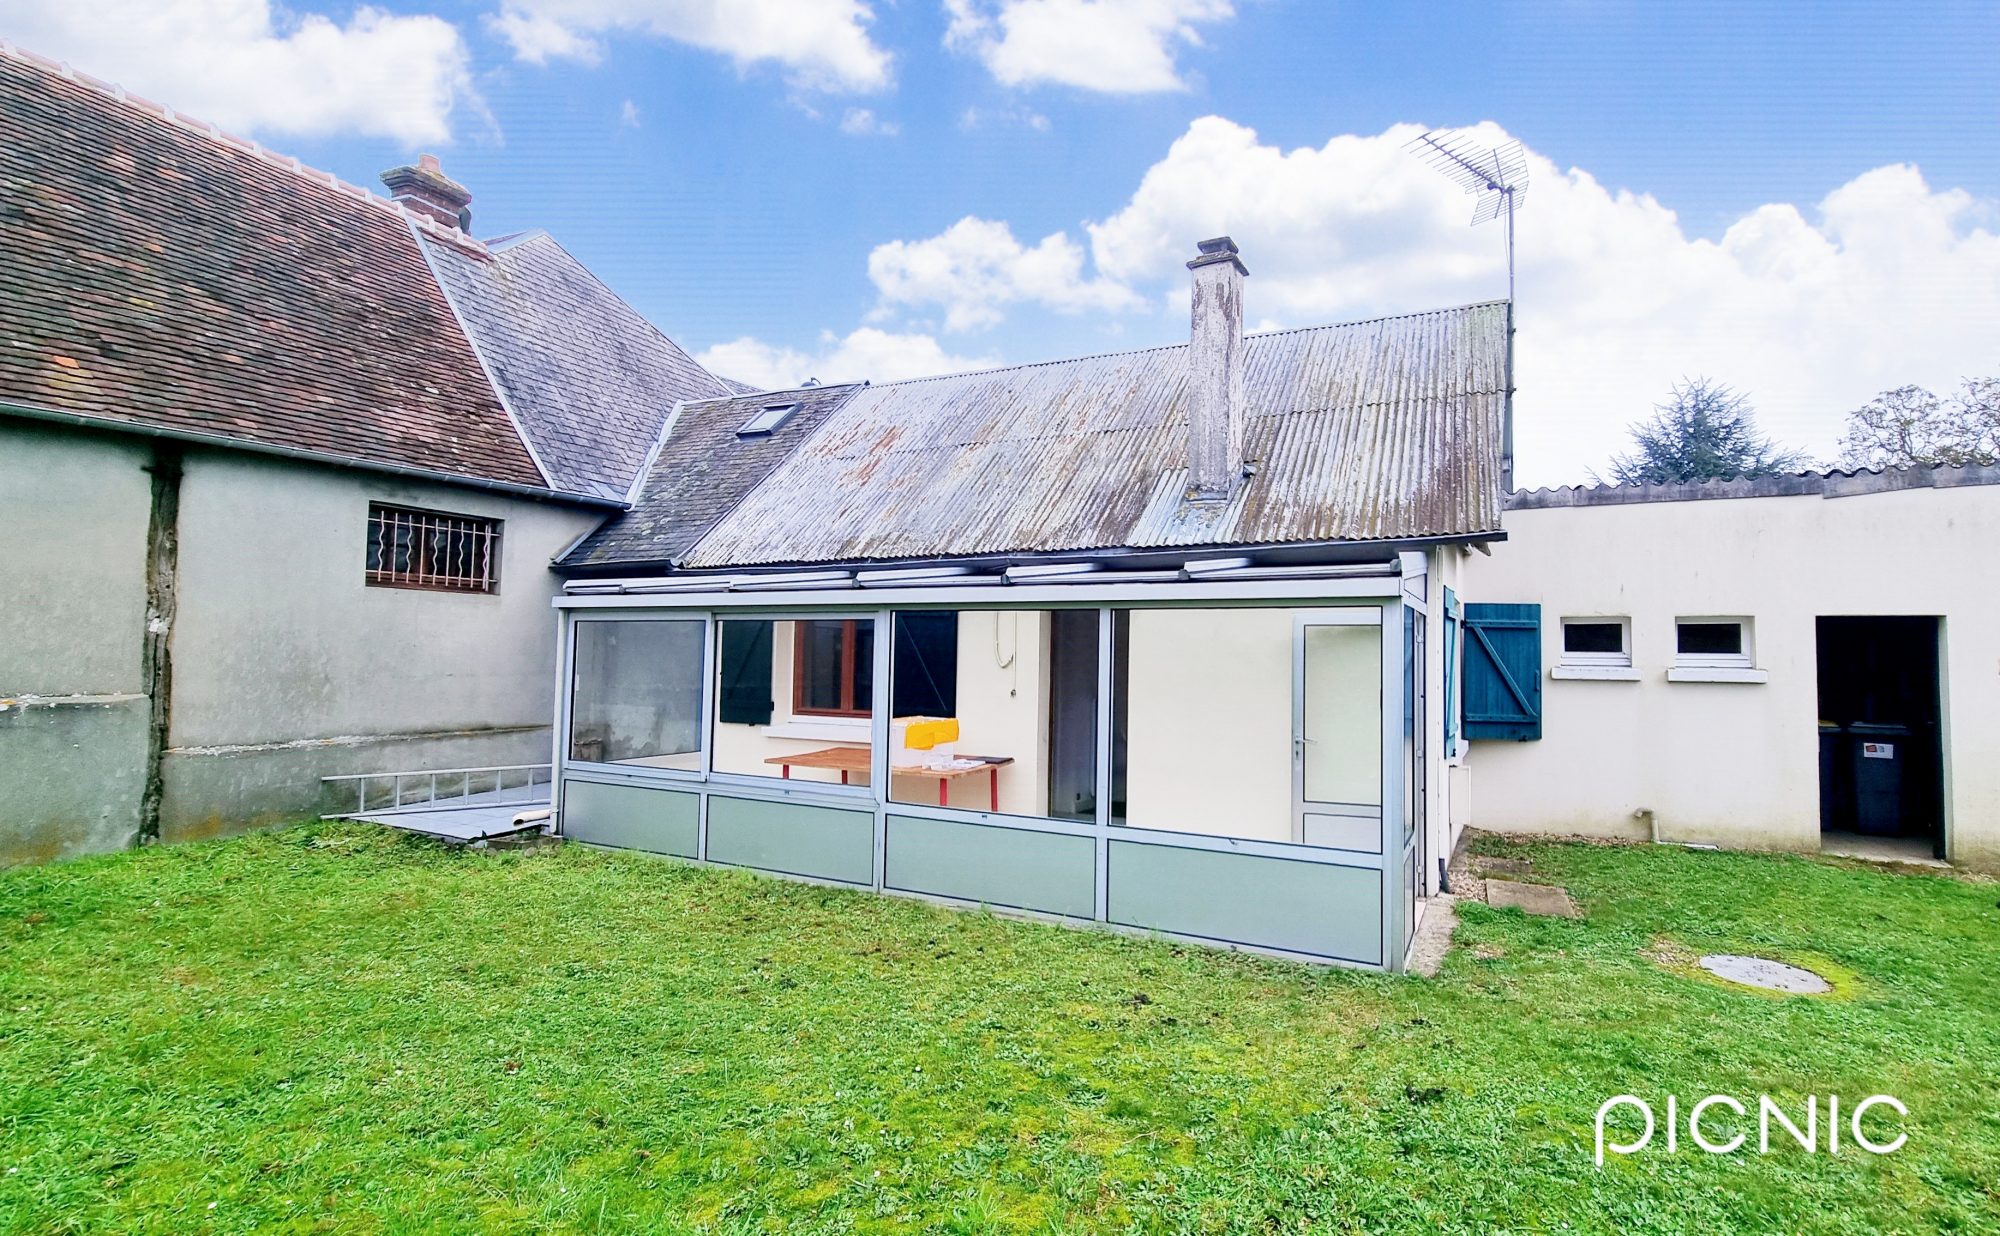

{"left": 1443, "top": 588, "right": 1462, "bottom": 757}
{"left": 1462, "top": 603, "right": 1542, "bottom": 741}
{"left": 717, "top": 621, "right": 774, "bottom": 725}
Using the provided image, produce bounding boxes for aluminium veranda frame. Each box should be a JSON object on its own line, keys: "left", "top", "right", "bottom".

{"left": 551, "top": 569, "right": 1430, "bottom": 971}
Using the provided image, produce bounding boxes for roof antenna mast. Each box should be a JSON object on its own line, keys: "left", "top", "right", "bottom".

{"left": 1407, "top": 128, "right": 1528, "bottom": 303}
{"left": 1408, "top": 128, "right": 1530, "bottom": 489}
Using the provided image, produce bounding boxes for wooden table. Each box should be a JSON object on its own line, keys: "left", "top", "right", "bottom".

{"left": 764, "top": 746, "right": 1015, "bottom": 811}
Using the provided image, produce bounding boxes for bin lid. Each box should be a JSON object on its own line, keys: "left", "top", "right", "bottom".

{"left": 1848, "top": 721, "right": 1912, "bottom": 737}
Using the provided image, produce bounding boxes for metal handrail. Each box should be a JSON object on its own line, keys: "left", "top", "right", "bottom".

{"left": 320, "top": 763, "right": 552, "bottom": 820}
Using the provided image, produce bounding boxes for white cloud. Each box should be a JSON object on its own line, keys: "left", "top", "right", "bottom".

{"left": 943, "top": 0, "right": 1232, "bottom": 93}
{"left": 697, "top": 327, "right": 999, "bottom": 389}
{"left": 867, "top": 216, "right": 1144, "bottom": 331}
{"left": 838, "top": 106, "right": 898, "bottom": 136}
{"left": 1067, "top": 116, "right": 2000, "bottom": 483}
{"left": 489, "top": 0, "right": 891, "bottom": 92}
{"left": 1, "top": 0, "right": 477, "bottom": 145}
{"left": 957, "top": 102, "right": 1050, "bottom": 131}
{"left": 618, "top": 98, "right": 641, "bottom": 126}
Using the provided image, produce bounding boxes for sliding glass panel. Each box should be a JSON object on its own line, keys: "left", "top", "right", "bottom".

{"left": 1302, "top": 624, "right": 1383, "bottom": 808}
{"left": 568, "top": 618, "right": 705, "bottom": 769}
{"left": 1112, "top": 607, "right": 1294, "bottom": 841}
{"left": 711, "top": 617, "right": 877, "bottom": 786}
{"left": 887, "top": 610, "right": 1097, "bottom": 821}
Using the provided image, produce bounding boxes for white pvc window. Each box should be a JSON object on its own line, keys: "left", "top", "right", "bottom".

{"left": 1675, "top": 618, "right": 1753, "bottom": 669}
{"left": 1560, "top": 617, "right": 1631, "bottom": 668}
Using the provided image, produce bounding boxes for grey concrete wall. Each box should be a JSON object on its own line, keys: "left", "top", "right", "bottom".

{"left": 0, "top": 420, "right": 606, "bottom": 859}
{"left": 0, "top": 421, "right": 153, "bottom": 862}
{"left": 158, "top": 447, "right": 602, "bottom": 840}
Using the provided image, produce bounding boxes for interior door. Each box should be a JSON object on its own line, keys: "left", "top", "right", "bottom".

{"left": 1294, "top": 608, "right": 1385, "bottom": 853}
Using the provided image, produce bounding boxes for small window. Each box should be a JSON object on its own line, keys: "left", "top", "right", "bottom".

{"left": 366, "top": 504, "right": 499, "bottom": 593}
{"left": 794, "top": 619, "right": 873, "bottom": 716}
{"left": 736, "top": 403, "right": 800, "bottom": 437}
{"left": 1676, "top": 619, "right": 1752, "bottom": 668}
{"left": 1560, "top": 618, "right": 1630, "bottom": 667}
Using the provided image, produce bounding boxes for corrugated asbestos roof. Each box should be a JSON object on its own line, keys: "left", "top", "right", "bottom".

{"left": 562, "top": 384, "right": 862, "bottom": 569}
{"left": 1509, "top": 460, "right": 2000, "bottom": 509}
{"left": 425, "top": 230, "right": 735, "bottom": 501}
{"left": 653, "top": 302, "right": 1507, "bottom": 570}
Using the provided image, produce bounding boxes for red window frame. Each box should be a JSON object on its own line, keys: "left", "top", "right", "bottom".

{"left": 793, "top": 619, "right": 870, "bottom": 717}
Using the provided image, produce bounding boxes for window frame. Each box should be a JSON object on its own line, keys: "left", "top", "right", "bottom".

{"left": 736, "top": 403, "right": 800, "bottom": 437}
{"left": 1558, "top": 616, "right": 1631, "bottom": 668}
{"left": 365, "top": 502, "right": 502, "bottom": 595}
{"left": 793, "top": 618, "right": 873, "bottom": 717}
{"left": 1674, "top": 617, "right": 1754, "bottom": 670}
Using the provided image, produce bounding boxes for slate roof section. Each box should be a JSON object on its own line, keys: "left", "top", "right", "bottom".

{"left": 661, "top": 302, "right": 1508, "bottom": 570}
{"left": 423, "top": 230, "right": 735, "bottom": 501}
{"left": 0, "top": 46, "right": 546, "bottom": 490}
{"left": 562, "top": 384, "right": 861, "bottom": 570}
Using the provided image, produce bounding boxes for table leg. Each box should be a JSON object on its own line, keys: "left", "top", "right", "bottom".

{"left": 990, "top": 766, "right": 998, "bottom": 813}
{"left": 939, "top": 777, "right": 948, "bottom": 808}
{"left": 781, "top": 765, "right": 790, "bottom": 779}
{"left": 841, "top": 770, "right": 849, "bottom": 785}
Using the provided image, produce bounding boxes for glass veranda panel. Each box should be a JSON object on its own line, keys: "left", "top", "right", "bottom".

{"left": 1111, "top": 606, "right": 1387, "bottom": 846}
{"left": 710, "top": 617, "right": 878, "bottom": 786}
{"left": 886, "top": 610, "right": 1098, "bottom": 821}
{"left": 568, "top": 619, "right": 706, "bottom": 769}
{"left": 1113, "top": 607, "right": 1296, "bottom": 841}
{"left": 1302, "top": 624, "right": 1383, "bottom": 808}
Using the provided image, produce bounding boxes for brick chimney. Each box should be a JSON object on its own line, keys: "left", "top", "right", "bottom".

{"left": 380, "top": 154, "right": 471, "bottom": 230}
{"left": 1185, "top": 236, "right": 1247, "bottom": 500}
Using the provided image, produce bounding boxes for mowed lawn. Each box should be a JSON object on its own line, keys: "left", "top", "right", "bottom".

{"left": 1, "top": 825, "right": 1996, "bottom": 1234}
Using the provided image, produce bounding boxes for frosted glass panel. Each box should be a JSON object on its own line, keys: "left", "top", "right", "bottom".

{"left": 1302, "top": 623, "right": 1382, "bottom": 807}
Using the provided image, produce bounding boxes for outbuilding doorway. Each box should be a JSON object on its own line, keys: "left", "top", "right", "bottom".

{"left": 1815, "top": 617, "right": 1945, "bottom": 860}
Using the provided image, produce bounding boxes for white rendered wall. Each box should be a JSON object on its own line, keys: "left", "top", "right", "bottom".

{"left": 1459, "top": 483, "right": 2000, "bottom": 868}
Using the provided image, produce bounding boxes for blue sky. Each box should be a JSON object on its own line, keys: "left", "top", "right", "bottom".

{"left": 6, "top": 0, "right": 1997, "bottom": 482}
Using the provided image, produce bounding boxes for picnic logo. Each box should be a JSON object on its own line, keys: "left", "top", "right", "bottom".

{"left": 1594, "top": 1094, "right": 1906, "bottom": 1167}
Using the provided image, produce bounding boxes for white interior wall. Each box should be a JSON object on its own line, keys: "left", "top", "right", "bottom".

{"left": 1123, "top": 607, "right": 1295, "bottom": 842}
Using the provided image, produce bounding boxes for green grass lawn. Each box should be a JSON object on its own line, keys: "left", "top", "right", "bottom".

{"left": 1, "top": 825, "right": 1996, "bottom": 1234}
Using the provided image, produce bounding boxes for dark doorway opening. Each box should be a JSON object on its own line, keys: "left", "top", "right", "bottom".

{"left": 1815, "top": 617, "right": 1944, "bottom": 858}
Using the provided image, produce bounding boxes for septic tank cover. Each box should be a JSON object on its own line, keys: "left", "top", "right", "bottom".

{"left": 1698, "top": 954, "right": 1832, "bottom": 994}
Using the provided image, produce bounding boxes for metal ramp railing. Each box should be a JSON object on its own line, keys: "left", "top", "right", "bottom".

{"left": 320, "top": 763, "right": 552, "bottom": 821}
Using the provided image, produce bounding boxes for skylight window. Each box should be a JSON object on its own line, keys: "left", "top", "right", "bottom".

{"left": 736, "top": 403, "right": 800, "bottom": 437}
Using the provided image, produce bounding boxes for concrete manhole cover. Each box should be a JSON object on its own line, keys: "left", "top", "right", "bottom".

{"left": 1698, "top": 954, "right": 1831, "bottom": 994}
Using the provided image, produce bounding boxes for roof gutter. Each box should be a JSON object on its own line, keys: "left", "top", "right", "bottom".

{"left": 0, "top": 400, "right": 628, "bottom": 510}
{"left": 560, "top": 528, "right": 1506, "bottom": 579}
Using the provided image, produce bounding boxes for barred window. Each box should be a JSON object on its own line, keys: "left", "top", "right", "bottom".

{"left": 365, "top": 504, "right": 500, "bottom": 593}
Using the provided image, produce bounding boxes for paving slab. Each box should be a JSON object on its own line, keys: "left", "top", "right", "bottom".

{"left": 1484, "top": 879, "right": 1580, "bottom": 918}
{"left": 1472, "top": 856, "right": 1532, "bottom": 877}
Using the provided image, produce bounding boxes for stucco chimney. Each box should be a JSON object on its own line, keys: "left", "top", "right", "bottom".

{"left": 1185, "top": 236, "right": 1247, "bottom": 500}
{"left": 380, "top": 154, "right": 471, "bottom": 231}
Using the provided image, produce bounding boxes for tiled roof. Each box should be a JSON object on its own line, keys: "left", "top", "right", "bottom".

{"left": 650, "top": 303, "right": 1508, "bottom": 570}
{"left": 562, "top": 384, "right": 861, "bottom": 569}
{"left": 423, "top": 230, "right": 735, "bottom": 502}
{"left": 0, "top": 46, "right": 549, "bottom": 489}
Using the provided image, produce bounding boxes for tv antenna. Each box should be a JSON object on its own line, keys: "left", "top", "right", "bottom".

{"left": 1407, "top": 129, "right": 1529, "bottom": 304}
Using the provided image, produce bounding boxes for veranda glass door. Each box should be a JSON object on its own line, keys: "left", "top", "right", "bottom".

{"left": 1401, "top": 605, "right": 1426, "bottom": 948}
{"left": 1293, "top": 609, "right": 1385, "bottom": 853}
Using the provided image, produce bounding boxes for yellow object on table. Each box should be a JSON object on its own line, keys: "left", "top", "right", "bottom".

{"left": 903, "top": 718, "right": 960, "bottom": 750}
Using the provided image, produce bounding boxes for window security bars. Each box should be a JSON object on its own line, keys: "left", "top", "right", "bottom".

{"left": 366, "top": 504, "right": 500, "bottom": 593}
